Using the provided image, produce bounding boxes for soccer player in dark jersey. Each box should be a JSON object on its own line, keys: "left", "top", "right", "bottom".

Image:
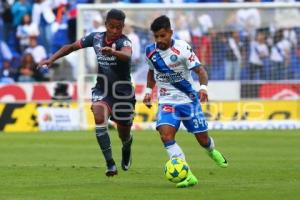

{"left": 38, "top": 9, "right": 135, "bottom": 177}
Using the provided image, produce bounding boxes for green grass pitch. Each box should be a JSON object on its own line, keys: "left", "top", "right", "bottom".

{"left": 0, "top": 130, "right": 300, "bottom": 200}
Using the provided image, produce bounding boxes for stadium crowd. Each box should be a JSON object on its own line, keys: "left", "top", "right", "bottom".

{"left": 0, "top": 0, "right": 300, "bottom": 83}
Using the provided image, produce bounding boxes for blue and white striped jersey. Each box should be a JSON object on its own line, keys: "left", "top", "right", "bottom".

{"left": 145, "top": 39, "right": 202, "bottom": 104}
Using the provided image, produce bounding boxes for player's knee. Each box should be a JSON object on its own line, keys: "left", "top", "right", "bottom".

{"left": 93, "top": 113, "right": 108, "bottom": 125}
{"left": 92, "top": 104, "right": 109, "bottom": 125}
{"left": 94, "top": 117, "right": 107, "bottom": 125}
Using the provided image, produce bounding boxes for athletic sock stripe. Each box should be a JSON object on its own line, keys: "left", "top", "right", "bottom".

{"left": 164, "top": 140, "right": 176, "bottom": 147}
{"left": 95, "top": 125, "right": 107, "bottom": 128}
{"left": 96, "top": 127, "right": 108, "bottom": 136}
{"left": 202, "top": 137, "right": 211, "bottom": 148}
{"left": 101, "top": 147, "right": 111, "bottom": 152}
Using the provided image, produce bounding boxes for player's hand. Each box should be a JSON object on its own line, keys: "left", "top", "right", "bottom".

{"left": 143, "top": 93, "right": 152, "bottom": 108}
{"left": 199, "top": 89, "right": 208, "bottom": 103}
{"left": 37, "top": 59, "right": 53, "bottom": 69}
{"left": 101, "top": 47, "right": 115, "bottom": 55}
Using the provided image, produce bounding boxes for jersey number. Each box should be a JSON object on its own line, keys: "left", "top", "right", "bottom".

{"left": 193, "top": 118, "right": 207, "bottom": 128}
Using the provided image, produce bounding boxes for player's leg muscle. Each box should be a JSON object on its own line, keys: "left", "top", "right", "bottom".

{"left": 195, "top": 132, "right": 215, "bottom": 151}
{"left": 91, "top": 101, "right": 111, "bottom": 125}
{"left": 117, "top": 124, "right": 131, "bottom": 141}
{"left": 194, "top": 131, "right": 209, "bottom": 146}
{"left": 157, "top": 125, "right": 177, "bottom": 143}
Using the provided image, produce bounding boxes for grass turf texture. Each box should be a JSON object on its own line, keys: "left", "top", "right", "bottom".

{"left": 0, "top": 130, "right": 299, "bottom": 200}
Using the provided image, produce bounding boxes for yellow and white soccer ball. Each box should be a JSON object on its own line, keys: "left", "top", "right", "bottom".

{"left": 164, "top": 157, "right": 189, "bottom": 183}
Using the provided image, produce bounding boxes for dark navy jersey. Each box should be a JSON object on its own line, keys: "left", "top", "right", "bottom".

{"left": 79, "top": 32, "right": 134, "bottom": 98}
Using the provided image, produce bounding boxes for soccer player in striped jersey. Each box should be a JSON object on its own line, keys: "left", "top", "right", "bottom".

{"left": 143, "top": 15, "right": 228, "bottom": 188}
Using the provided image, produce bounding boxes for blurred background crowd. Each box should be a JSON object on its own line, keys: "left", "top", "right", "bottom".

{"left": 1, "top": 0, "right": 300, "bottom": 83}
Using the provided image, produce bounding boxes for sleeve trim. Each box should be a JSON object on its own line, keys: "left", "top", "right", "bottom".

{"left": 189, "top": 64, "right": 201, "bottom": 70}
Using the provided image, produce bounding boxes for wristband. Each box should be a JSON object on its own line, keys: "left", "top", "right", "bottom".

{"left": 145, "top": 87, "right": 152, "bottom": 94}
{"left": 200, "top": 85, "right": 208, "bottom": 91}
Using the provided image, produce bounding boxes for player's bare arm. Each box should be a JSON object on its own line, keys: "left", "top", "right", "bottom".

{"left": 37, "top": 41, "right": 81, "bottom": 68}
{"left": 193, "top": 66, "right": 208, "bottom": 102}
{"left": 143, "top": 69, "right": 155, "bottom": 108}
{"left": 101, "top": 46, "right": 132, "bottom": 62}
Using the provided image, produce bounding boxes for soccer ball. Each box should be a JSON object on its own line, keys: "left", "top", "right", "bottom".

{"left": 164, "top": 157, "right": 189, "bottom": 183}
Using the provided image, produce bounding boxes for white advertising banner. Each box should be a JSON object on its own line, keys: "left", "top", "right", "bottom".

{"left": 205, "top": 81, "right": 240, "bottom": 101}
{"left": 37, "top": 107, "right": 80, "bottom": 131}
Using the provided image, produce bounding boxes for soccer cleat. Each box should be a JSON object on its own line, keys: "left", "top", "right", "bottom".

{"left": 105, "top": 159, "right": 118, "bottom": 177}
{"left": 176, "top": 171, "right": 198, "bottom": 188}
{"left": 208, "top": 149, "right": 228, "bottom": 168}
{"left": 121, "top": 136, "right": 133, "bottom": 171}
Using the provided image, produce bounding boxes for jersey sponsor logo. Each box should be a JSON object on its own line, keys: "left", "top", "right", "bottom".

{"left": 92, "top": 92, "right": 104, "bottom": 102}
{"left": 148, "top": 51, "right": 197, "bottom": 102}
{"left": 170, "top": 54, "right": 178, "bottom": 62}
{"left": 168, "top": 61, "right": 181, "bottom": 68}
{"left": 95, "top": 43, "right": 102, "bottom": 51}
{"left": 162, "top": 105, "right": 175, "bottom": 113}
{"left": 151, "top": 54, "right": 157, "bottom": 62}
{"left": 155, "top": 72, "right": 184, "bottom": 83}
{"left": 97, "top": 55, "right": 116, "bottom": 61}
{"left": 171, "top": 47, "right": 180, "bottom": 55}
{"left": 159, "top": 88, "right": 170, "bottom": 96}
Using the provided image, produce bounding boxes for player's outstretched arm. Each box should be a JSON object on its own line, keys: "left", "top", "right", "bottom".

{"left": 143, "top": 69, "right": 155, "bottom": 108}
{"left": 37, "top": 41, "right": 81, "bottom": 68}
{"left": 193, "top": 67, "right": 208, "bottom": 103}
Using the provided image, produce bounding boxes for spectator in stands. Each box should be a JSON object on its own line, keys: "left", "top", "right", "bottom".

{"left": 0, "top": 0, "right": 14, "bottom": 43}
{"left": 17, "top": 53, "right": 36, "bottom": 82}
{"left": 283, "top": 28, "right": 298, "bottom": 49}
{"left": 51, "top": 3, "right": 70, "bottom": 53}
{"left": 0, "top": 59, "right": 15, "bottom": 83}
{"left": 224, "top": 30, "right": 243, "bottom": 80}
{"left": 66, "top": 0, "right": 77, "bottom": 43}
{"left": 0, "top": 39, "right": 13, "bottom": 69}
{"left": 210, "top": 31, "right": 227, "bottom": 80}
{"left": 283, "top": 27, "right": 298, "bottom": 79}
{"left": 284, "top": 26, "right": 300, "bottom": 79}
{"left": 32, "top": 0, "right": 55, "bottom": 55}
{"left": 197, "top": 14, "right": 213, "bottom": 79}
{"left": 24, "top": 36, "right": 47, "bottom": 63}
{"left": 11, "top": 0, "right": 32, "bottom": 28}
{"left": 248, "top": 30, "right": 269, "bottom": 80}
{"left": 16, "top": 14, "right": 39, "bottom": 52}
{"left": 270, "top": 29, "right": 291, "bottom": 80}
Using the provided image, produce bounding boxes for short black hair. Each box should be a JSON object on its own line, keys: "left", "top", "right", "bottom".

{"left": 106, "top": 9, "right": 126, "bottom": 22}
{"left": 150, "top": 15, "right": 171, "bottom": 32}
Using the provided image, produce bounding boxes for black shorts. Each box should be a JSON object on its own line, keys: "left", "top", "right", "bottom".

{"left": 91, "top": 87, "right": 136, "bottom": 126}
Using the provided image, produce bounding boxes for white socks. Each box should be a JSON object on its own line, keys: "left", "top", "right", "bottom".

{"left": 164, "top": 140, "right": 186, "bottom": 161}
